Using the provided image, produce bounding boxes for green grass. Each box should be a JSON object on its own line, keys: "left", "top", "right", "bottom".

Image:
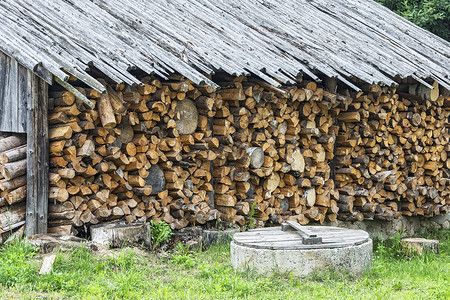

{"left": 0, "top": 229, "right": 448, "bottom": 299}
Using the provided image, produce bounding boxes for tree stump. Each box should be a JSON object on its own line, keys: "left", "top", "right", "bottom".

{"left": 90, "top": 221, "right": 151, "bottom": 248}
{"left": 401, "top": 238, "right": 439, "bottom": 256}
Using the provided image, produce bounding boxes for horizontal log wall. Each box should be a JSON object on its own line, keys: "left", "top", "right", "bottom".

{"left": 46, "top": 74, "right": 449, "bottom": 233}
{"left": 0, "top": 133, "right": 27, "bottom": 244}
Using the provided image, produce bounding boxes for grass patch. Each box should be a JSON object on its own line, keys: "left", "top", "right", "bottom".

{"left": 0, "top": 229, "right": 448, "bottom": 299}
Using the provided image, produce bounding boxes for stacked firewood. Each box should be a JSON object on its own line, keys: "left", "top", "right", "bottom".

{"left": 0, "top": 133, "right": 27, "bottom": 243}
{"left": 334, "top": 82, "right": 450, "bottom": 221}
{"left": 47, "top": 73, "right": 449, "bottom": 233}
{"left": 47, "top": 76, "right": 223, "bottom": 233}
{"left": 211, "top": 78, "right": 339, "bottom": 226}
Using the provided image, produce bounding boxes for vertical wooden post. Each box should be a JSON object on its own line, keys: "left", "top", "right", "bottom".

{"left": 207, "top": 116, "right": 215, "bottom": 208}
{"left": 26, "top": 75, "right": 48, "bottom": 235}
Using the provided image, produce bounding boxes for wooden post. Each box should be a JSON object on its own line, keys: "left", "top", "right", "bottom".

{"left": 26, "top": 75, "right": 49, "bottom": 235}
{"left": 207, "top": 116, "right": 215, "bottom": 208}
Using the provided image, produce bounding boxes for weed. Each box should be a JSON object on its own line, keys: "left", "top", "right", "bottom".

{"left": 307, "top": 266, "right": 356, "bottom": 283}
{"left": 149, "top": 220, "right": 172, "bottom": 250}
{"left": 373, "top": 232, "right": 406, "bottom": 260}
{"left": 214, "top": 217, "right": 224, "bottom": 231}
{"left": 244, "top": 202, "right": 257, "bottom": 231}
{"left": 0, "top": 239, "right": 38, "bottom": 287}
{"left": 174, "top": 242, "right": 191, "bottom": 256}
{"left": 171, "top": 243, "right": 197, "bottom": 268}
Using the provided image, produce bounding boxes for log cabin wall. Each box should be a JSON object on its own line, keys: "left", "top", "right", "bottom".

{"left": 0, "top": 133, "right": 27, "bottom": 243}
{"left": 47, "top": 75, "right": 449, "bottom": 234}
{"left": 0, "top": 50, "right": 49, "bottom": 240}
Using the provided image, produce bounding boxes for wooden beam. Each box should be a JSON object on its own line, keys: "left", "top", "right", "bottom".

{"left": 26, "top": 75, "right": 49, "bottom": 235}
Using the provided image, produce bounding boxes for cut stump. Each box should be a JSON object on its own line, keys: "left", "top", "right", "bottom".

{"left": 401, "top": 238, "right": 439, "bottom": 256}
{"left": 90, "top": 221, "right": 151, "bottom": 249}
{"left": 202, "top": 228, "right": 239, "bottom": 248}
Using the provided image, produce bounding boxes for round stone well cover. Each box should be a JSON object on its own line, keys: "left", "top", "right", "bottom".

{"left": 232, "top": 226, "right": 370, "bottom": 250}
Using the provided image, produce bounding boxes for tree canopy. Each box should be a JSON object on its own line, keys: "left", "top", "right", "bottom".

{"left": 376, "top": 0, "right": 450, "bottom": 41}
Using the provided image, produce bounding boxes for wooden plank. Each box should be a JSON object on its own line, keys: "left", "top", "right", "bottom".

{"left": 0, "top": 54, "right": 12, "bottom": 132}
{"left": 39, "top": 254, "right": 56, "bottom": 275}
{"left": 0, "top": 53, "right": 6, "bottom": 125}
{"left": 9, "top": 58, "right": 19, "bottom": 133}
{"left": 26, "top": 74, "right": 49, "bottom": 235}
{"left": 18, "top": 62, "right": 29, "bottom": 132}
{"left": 0, "top": 51, "right": 29, "bottom": 133}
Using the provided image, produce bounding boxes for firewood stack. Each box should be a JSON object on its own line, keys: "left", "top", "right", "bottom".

{"left": 0, "top": 133, "right": 27, "bottom": 243}
{"left": 47, "top": 76, "right": 223, "bottom": 233}
{"left": 211, "top": 77, "right": 339, "bottom": 226}
{"left": 334, "top": 82, "right": 450, "bottom": 222}
{"left": 46, "top": 73, "right": 449, "bottom": 233}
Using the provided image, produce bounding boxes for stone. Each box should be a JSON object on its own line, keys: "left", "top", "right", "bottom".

{"left": 431, "top": 214, "right": 450, "bottom": 225}
{"left": 443, "top": 220, "right": 449, "bottom": 230}
{"left": 323, "top": 215, "right": 447, "bottom": 239}
{"left": 394, "top": 219, "right": 403, "bottom": 232}
{"left": 401, "top": 238, "right": 439, "bottom": 256}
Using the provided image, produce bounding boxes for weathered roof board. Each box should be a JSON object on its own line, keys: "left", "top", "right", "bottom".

{"left": 0, "top": 0, "right": 448, "bottom": 92}
{"left": 0, "top": 51, "right": 31, "bottom": 133}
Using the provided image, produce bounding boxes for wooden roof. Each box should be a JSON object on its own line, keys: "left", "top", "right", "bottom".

{"left": 0, "top": 0, "right": 449, "bottom": 91}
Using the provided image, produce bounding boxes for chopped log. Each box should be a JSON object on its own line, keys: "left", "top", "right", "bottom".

{"left": 47, "top": 225, "right": 78, "bottom": 236}
{"left": 49, "top": 187, "right": 69, "bottom": 202}
{"left": 0, "top": 176, "right": 27, "bottom": 191}
{"left": 5, "top": 185, "right": 27, "bottom": 205}
{"left": 0, "top": 145, "right": 27, "bottom": 164}
{"left": 98, "top": 94, "right": 117, "bottom": 129}
{"left": 0, "top": 204, "right": 26, "bottom": 231}
{"left": 145, "top": 165, "right": 166, "bottom": 195}
{"left": 43, "top": 74, "right": 449, "bottom": 229}
{"left": 174, "top": 99, "right": 198, "bottom": 135}
{"left": 246, "top": 147, "right": 264, "bottom": 169}
{"left": 263, "top": 172, "right": 280, "bottom": 193}
{"left": 49, "top": 126, "right": 72, "bottom": 140}
{"left": 1, "top": 159, "right": 27, "bottom": 180}
{"left": 0, "top": 136, "right": 26, "bottom": 153}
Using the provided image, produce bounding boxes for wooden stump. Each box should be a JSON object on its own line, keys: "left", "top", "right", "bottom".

{"left": 90, "top": 221, "right": 151, "bottom": 248}
{"left": 202, "top": 228, "right": 239, "bottom": 248}
{"left": 401, "top": 238, "right": 439, "bottom": 256}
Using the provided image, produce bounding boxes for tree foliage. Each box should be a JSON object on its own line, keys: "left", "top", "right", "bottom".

{"left": 376, "top": 0, "right": 450, "bottom": 41}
